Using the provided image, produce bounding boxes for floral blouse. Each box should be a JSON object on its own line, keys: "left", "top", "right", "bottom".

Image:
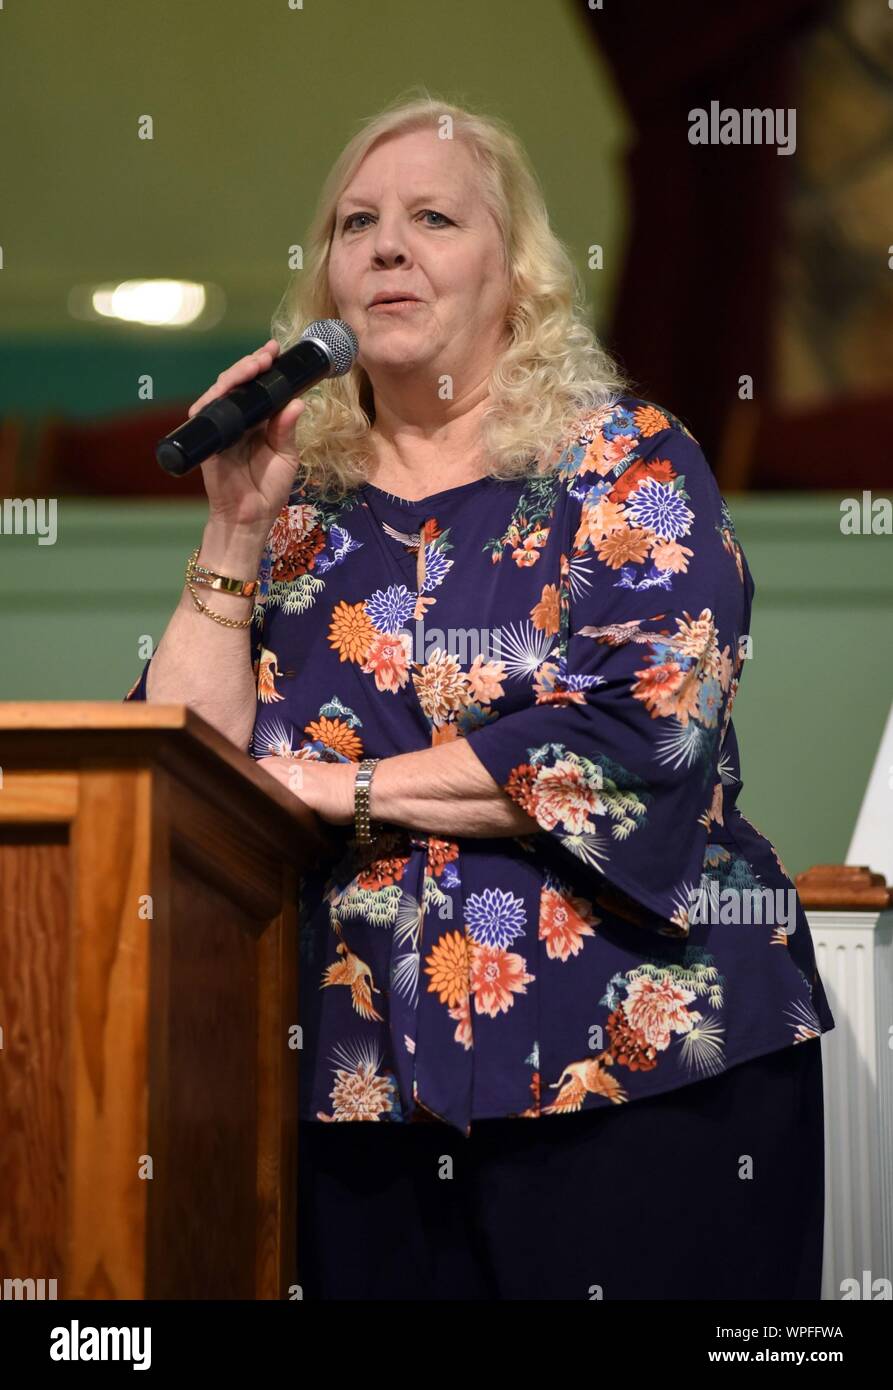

{"left": 124, "top": 394, "right": 835, "bottom": 1137}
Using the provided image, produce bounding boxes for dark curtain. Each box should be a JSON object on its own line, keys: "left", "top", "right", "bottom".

{"left": 577, "top": 0, "right": 831, "bottom": 459}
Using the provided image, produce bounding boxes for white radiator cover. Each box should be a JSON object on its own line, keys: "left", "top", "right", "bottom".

{"left": 808, "top": 909, "right": 893, "bottom": 1301}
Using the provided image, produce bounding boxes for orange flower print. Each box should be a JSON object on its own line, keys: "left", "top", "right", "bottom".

{"left": 448, "top": 994, "right": 473, "bottom": 1050}
{"left": 304, "top": 716, "right": 363, "bottom": 761}
{"left": 470, "top": 943, "right": 535, "bottom": 1017}
{"left": 268, "top": 503, "right": 326, "bottom": 582}
{"left": 633, "top": 404, "right": 671, "bottom": 437}
{"left": 573, "top": 496, "right": 627, "bottom": 550}
{"left": 631, "top": 613, "right": 723, "bottom": 727}
{"left": 466, "top": 654, "right": 506, "bottom": 704}
{"left": 650, "top": 538, "right": 693, "bottom": 574}
{"left": 316, "top": 1042, "right": 395, "bottom": 1122}
{"left": 531, "top": 583, "right": 560, "bottom": 635}
{"left": 412, "top": 649, "right": 471, "bottom": 726}
{"left": 328, "top": 601, "right": 375, "bottom": 663}
{"left": 530, "top": 758, "right": 600, "bottom": 835}
{"left": 610, "top": 456, "right": 676, "bottom": 504}
{"left": 674, "top": 610, "right": 721, "bottom": 672}
{"left": 595, "top": 526, "right": 652, "bottom": 570}
{"left": 622, "top": 973, "right": 699, "bottom": 1051}
{"left": 504, "top": 763, "right": 539, "bottom": 818}
{"left": 577, "top": 430, "right": 638, "bottom": 478}
{"left": 511, "top": 527, "right": 549, "bottom": 566}
{"left": 424, "top": 930, "right": 470, "bottom": 1008}
{"left": 426, "top": 837, "right": 460, "bottom": 878}
{"left": 361, "top": 630, "right": 412, "bottom": 692}
{"left": 539, "top": 884, "right": 599, "bottom": 961}
{"left": 670, "top": 672, "right": 705, "bottom": 726}
{"left": 357, "top": 854, "right": 411, "bottom": 890}
{"left": 316, "top": 1068, "right": 393, "bottom": 1121}
{"left": 631, "top": 661, "right": 686, "bottom": 718}
{"left": 604, "top": 1009, "right": 660, "bottom": 1073}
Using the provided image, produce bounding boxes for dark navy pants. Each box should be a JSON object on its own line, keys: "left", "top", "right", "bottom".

{"left": 297, "top": 1036, "right": 825, "bottom": 1300}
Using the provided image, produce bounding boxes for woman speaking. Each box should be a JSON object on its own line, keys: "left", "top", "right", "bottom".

{"left": 125, "top": 93, "right": 835, "bottom": 1301}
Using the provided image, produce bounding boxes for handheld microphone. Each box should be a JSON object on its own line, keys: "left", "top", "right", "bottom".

{"left": 155, "top": 318, "right": 359, "bottom": 477}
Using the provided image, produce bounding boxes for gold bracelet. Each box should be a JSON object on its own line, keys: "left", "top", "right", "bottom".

{"left": 183, "top": 542, "right": 255, "bottom": 631}
{"left": 186, "top": 546, "right": 260, "bottom": 598}
{"left": 183, "top": 578, "right": 253, "bottom": 628}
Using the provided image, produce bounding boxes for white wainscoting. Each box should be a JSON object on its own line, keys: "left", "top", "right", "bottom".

{"left": 809, "top": 909, "right": 893, "bottom": 1301}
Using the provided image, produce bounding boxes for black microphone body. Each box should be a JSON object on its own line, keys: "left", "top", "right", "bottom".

{"left": 156, "top": 319, "right": 359, "bottom": 477}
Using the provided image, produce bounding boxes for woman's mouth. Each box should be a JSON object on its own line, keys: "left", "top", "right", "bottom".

{"left": 368, "top": 299, "right": 423, "bottom": 312}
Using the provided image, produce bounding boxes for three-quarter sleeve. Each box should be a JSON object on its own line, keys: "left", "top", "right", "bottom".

{"left": 465, "top": 418, "right": 752, "bottom": 937}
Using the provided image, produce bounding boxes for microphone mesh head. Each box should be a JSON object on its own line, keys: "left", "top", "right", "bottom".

{"left": 301, "top": 318, "right": 359, "bottom": 376}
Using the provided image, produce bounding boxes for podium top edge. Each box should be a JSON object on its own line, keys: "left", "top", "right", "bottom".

{"left": 0, "top": 701, "right": 191, "bottom": 732}
{"left": 0, "top": 701, "right": 331, "bottom": 847}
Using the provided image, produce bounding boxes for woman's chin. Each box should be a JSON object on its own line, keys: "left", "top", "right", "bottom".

{"left": 364, "top": 348, "right": 432, "bottom": 374}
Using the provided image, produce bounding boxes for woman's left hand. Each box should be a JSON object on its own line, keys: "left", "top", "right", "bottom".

{"left": 256, "top": 755, "right": 356, "bottom": 826}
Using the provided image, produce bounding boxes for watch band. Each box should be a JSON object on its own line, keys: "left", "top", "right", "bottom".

{"left": 354, "top": 757, "right": 381, "bottom": 845}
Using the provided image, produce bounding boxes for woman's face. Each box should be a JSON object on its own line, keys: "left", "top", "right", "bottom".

{"left": 328, "top": 127, "right": 511, "bottom": 390}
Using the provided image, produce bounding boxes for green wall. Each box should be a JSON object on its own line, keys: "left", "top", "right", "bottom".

{"left": 0, "top": 0, "right": 627, "bottom": 414}
{"left": 1, "top": 493, "right": 889, "bottom": 879}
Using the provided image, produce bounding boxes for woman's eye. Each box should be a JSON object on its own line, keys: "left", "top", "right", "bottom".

{"left": 342, "top": 209, "right": 452, "bottom": 232}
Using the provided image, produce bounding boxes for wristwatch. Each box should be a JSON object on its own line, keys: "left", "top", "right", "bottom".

{"left": 354, "top": 758, "right": 382, "bottom": 845}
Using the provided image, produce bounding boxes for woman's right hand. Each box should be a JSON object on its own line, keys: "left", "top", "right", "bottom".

{"left": 190, "top": 339, "right": 307, "bottom": 533}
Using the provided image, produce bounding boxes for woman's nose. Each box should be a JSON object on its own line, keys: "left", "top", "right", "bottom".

{"left": 371, "top": 219, "right": 411, "bottom": 265}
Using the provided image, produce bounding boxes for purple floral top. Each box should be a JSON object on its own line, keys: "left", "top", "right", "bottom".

{"left": 124, "top": 395, "right": 835, "bottom": 1136}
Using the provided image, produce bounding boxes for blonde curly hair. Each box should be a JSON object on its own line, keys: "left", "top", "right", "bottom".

{"left": 270, "top": 87, "right": 631, "bottom": 498}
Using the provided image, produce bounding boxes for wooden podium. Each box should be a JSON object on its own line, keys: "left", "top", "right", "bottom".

{"left": 0, "top": 704, "right": 328, "bottom": 1300}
